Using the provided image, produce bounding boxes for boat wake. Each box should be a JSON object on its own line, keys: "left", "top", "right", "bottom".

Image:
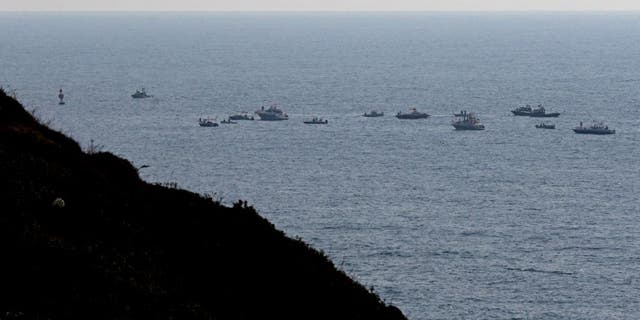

{"left": 505, "top": 267, "right": 574, "bottom": 276}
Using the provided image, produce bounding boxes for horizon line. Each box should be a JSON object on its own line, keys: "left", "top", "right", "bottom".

{"left": 2, "top": 9, "right": 640, "bottom": 13}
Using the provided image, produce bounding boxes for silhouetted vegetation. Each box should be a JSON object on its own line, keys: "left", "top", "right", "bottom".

{"left": 0, "top": 89, "right": 406, "bottom": 320}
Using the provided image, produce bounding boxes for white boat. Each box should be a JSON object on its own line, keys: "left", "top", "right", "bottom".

{"left": 221, "top": 118, "right": 237, "bottom": 124}
{"left": 255, "top": 105, "right": 288, "bottom": 121}
{"left": 452, "top": 112, "right": 485, "bottom": 130}
{"left": 573, "top": 121, "right": 615, "bottom": 134}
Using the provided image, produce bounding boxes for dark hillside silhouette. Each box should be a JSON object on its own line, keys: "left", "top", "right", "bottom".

{"left": 0, "top": 89, "right": 406, "bottom": 320}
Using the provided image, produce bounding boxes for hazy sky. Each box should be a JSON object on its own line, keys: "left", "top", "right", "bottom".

{"left": 2, "top": 0, "right": 640, "bottom": 11}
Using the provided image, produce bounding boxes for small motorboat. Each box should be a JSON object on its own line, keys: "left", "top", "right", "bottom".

{"left": 198, "top": 117, "right": 219, "bottom": 127}
{"left": 452, "top": 112, "right": 485, "bottom": 130}
{"left": 303, "top": 117, "right": 328, "bottom": 124}
{"left": 221, "top": 118, "right": 237, "bottom": 124}
{"left": 363, "top": 110, "right": 384, "bottom": 117}
{"left": 528, "top": 105, "right": 560, "bottom": 117}
{"left": 396, "top": 107, "right": 430, "bottom": 119}
{"left": 535, "top": 122, "right": 555, "bottom": 129}
{"left": 573, "top": 121, "right": 615, "bottom": 135}
{"left": 512, "top": 104, "right": 560, "bottom": 117}
{"left": 131, "top": 88, "right": 151, "bottom": 99}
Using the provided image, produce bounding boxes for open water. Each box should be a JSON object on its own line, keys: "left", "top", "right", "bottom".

{"left": 1, "top": 12, "right": 639, "bottom": 319}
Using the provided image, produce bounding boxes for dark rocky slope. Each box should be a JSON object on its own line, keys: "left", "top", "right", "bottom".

{"left": 0, "top": 89, "right": 406, "bottom": 320}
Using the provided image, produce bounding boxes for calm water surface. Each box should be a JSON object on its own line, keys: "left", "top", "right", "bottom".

{"left": 2, "top": 12, "right": 640, "bottom": 319}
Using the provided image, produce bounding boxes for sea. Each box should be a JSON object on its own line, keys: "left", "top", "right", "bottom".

{"left": 1, "top": 12, "right": 639, "bottom": 319}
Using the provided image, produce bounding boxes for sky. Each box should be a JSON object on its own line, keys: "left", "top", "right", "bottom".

{"left": 1, "top": 0, "right": 640, "bottom": 11}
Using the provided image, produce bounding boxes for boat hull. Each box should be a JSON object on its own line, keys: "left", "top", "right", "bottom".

{"left": 257, "top": 115, "right": 288, "bottom": 121}
{"left": 396, "top": 114, "right": 430, "bottom": 119}
{"left": 255, "top": 110, "right": 288, "bottom": 121}
{"left": 452, "top": 124, "right": 485, "bottom": 130}
{"left": 229, "top": 115, "right": 254, "bottom": 120}
{"left": 529, "top": 112, "right": 560, "bottom": 118}
{"left": 303, "top": 121, "right": 328, "bottom": 124}
{"left": 573, "top": 129, "right": 615, "bottom": 134}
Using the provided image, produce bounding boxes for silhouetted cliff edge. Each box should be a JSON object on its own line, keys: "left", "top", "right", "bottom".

{"left": 0, "top": 89, "right": 406, "bottom": 320}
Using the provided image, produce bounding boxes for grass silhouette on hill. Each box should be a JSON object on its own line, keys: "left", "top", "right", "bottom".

{"left": 0, "top": 88, "right": 406, "bottom": 320}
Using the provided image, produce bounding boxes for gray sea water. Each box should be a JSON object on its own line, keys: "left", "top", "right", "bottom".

{"left": 2, "top": 12, "right": 640, "bottom": 319}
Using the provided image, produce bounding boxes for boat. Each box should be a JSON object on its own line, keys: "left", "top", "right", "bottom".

{"left": 58, "top": 89, "right": 65, "bottom": 105}
{"left": 528, "top": 105, "right": 560, "bottom": 117}
{"left": 511, "top": 105, "right": 533, "bottom": 116}
{"left": 229, "top": 112, "right": 254, "bottom": 121}
{"left": 573, "top": 121, "right": 615, "bottom": 135}
{"left": 255, "top": 105, "right": 288, "bottom": 121}
{"left": 131, "top": 88, "right": 151, "bottom": 99}
{"left": 198, "top": 117, "right": 219, "bottom": 127}
{"left": 303, "top": 117, "right": 328, "bottom": 124}
{"left": 396, "top": 107, "right": 430, "bottom": 119}
{"left": 363, "top": 110, "right": 384, "bottom": 117}
{"left": 535, "top": 122, "right": 555, "bottom": 129}
{"left": 451, "top": 112, "right": 485, "bottom": 130}
{"left": 221, "top": 119, "right": 237, "bottom": 124}
{"left": 512, "top": 104, "right": 560, "bottom": 117}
